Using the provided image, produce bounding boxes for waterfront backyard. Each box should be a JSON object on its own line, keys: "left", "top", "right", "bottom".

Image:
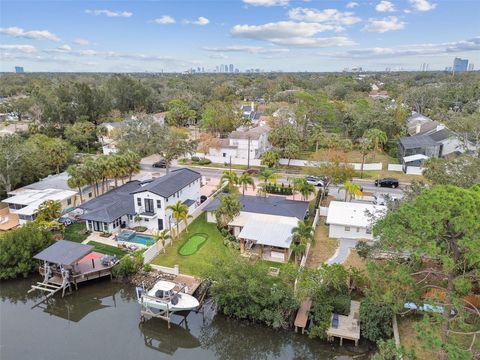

{"left": 151, "top": 213, "right": 231, "bottom": 277}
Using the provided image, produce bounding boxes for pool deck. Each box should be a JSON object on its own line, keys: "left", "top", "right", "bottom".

{"left": 83, "top": 232, "right": 148, "bottom": 249}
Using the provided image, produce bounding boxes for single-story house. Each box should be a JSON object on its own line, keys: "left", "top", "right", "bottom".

{"left": 204, "top": 195, "right": 309, "bottom": 263}
{"left": 78, "top": 168, "right": 201, "bottom": 234}
{"left": 326, "top": 201, "right": 386, "bottom": 241}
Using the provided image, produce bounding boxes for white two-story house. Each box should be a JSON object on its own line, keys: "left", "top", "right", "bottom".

{"left": 79, "top": 168, "right": 201, "bottom": 233}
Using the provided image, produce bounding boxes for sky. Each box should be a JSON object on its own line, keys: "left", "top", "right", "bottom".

{"left": 0, "top": 0, "right": 479, "bottom": 72}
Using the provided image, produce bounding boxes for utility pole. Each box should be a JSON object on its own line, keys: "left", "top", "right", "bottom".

{"left": 247, "top": 136, "right": 251, "bottom": 168}
{"left": 229, "top": 156, "right": 232, "bottom": 173}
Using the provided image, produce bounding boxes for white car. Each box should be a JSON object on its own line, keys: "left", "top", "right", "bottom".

{"left": 305, "top": 176, "right": 324, "bottom": 187}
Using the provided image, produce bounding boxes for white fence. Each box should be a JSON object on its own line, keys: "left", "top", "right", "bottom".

{"left": 319, "top": 206, "right": 328, "bottom": 217}
{"left": 405, "top": 166, "right": 425, "bottom": 175}
{"left": 388, "top": 164, "right": 403, "bottom": 172}
{"left": 143, "top": 184, "right": 226, "bottom": 264}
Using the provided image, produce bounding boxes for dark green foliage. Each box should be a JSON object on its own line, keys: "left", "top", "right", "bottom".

{"left": 264, "top": 182, "right": 293, "bottom": 195}
{"left": 207, "top": 257, "right": 298, "bottom": 329}
{"left": 332, "top": 293, "right": 351, "bottom": 316}
{"left": 360, "top": 298, "right": 393, "bottom": 342}
{"left": 198, "top": 158, "right": 211, "bottom": 165}
{"left": 0, "top": 223, "right": 54, "bottom": 279}
{"left": 112, "top": 252, "right": 143, "bottom": 278}
{"left": 191, "top": 156, "right": 200, "bottom": 162}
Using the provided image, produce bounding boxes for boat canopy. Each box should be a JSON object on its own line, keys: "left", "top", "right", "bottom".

{"left": 151, "top": 280, "right": 176, "bottom": 292}
{"left": 34, "top": 240, "right": 94, "bottom": 266}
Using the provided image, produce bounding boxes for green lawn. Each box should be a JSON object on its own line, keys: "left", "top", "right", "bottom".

{"left": 87, "top": 241, "right": 127, "bottom": 259}
{"left": 178, "top": 233, "right": 208, "bottom": 256}
{"left": 54, "top": 222, "right": 89, "bottom": 243}
{"left": 151, "top": 213, "right": 231, "bottom": 277}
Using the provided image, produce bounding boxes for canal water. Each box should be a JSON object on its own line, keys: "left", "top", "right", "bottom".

{"left": 0, "top": 277, "right": 368, "bottom": 360}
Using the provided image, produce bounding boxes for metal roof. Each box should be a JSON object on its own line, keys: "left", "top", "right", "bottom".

{"left": 399, "top": 135, "right": 438, "bottom": 149}
{"left": 182, "top": 199, "right": 196, "bottom": 207}
{"left": 403, "top": 154, "right": 429, "bottom": 163}
{"left": 326, "top": 201, "right": 386, "bottom": 228}
{"left": 238, "top": 220, "right": 295, "bottom": 248}
{"left": 34, "top": 240, "right": 94, "bottom": 266}
{"left": 131, "top": 168, "right": 201, "bottom": 198}
{"left": 204, "top": 195, "right": 309, "bottom": 220}
{"left": 429, "top": 128, "right": 454, "bottom": 142}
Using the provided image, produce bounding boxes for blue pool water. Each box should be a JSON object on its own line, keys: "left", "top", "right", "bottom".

{"left": 125, "top": 234, "right": 155, "bottom": 246}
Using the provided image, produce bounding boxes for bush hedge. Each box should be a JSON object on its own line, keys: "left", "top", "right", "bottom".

{"left": 264, "top": 182, "right": 293, "bottom": 195}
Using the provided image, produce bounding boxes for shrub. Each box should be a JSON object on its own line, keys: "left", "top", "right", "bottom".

{"left": 132, "top": 226, "right": 147, "bottom": 232}
{"left": 198, "top": 158, "right": 211, "bottom": 165}
{"left": 332, "top": 293, "right": 351, "bottom": 315}
{"left": 143, "top": 263, "right": 153, "bottom": 272}
{"left": 0, "top": 222, "right": 55, "bottom": 280}
{"left": 191, "top": 156, "right": 200, "bottom": 162}
{"left": 360, "top": 298, "right": 393, "bottom": 342}
{"left": 112, "top": 253, "right": 143, "bottom": 278}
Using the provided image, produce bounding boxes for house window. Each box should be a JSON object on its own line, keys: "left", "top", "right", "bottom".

{"left": 87, "top": 220, "right": 92, "bottom": 229}
{"left": 88, "top": 192, "right": 93, "bottom": 198}
{"left": 366, "top": 227, "right": 372, "bottom": 234}
{"left": 356, "top": 227, "right": 360, "bottom": 233}
{"left": 137, "top": 198, "right": 141, "bottom": 206}
{"left": 144, "top": 218, "right": 149, "bottom": 222}
{"left": 67, "top": 198, "right": 72, "bottom": 205}
{"left": 103, "top": 222, "right": 108, "bottom": 231}
{"left": 222, "top": 153, "right": 226, "bottom": 157}
{"left": 345, "top": 226, "right": 350, "bottom": 232}
{"left": 128, "top": 215, "right": 132, "bottom": 220}
{"left": 157, "top": 200, "right": 161, "bottom": 209}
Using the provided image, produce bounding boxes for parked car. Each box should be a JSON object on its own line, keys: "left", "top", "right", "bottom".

{"left": 245, "top": 168, "right": 259, "bottom": 175}
{"left": 305, "top": 175, "right": 324, "bottom": 187}
{"left": 374, "top": 178, "right": 399, "bottom": 188}
{"left": 152, "top": 159, "right": 167, "bottom": 168}
{"left": 200, "top": 195, "right": 207, "bottom": 203}
{"left": 58, "top": 216, "right": 76, "bottom": 226}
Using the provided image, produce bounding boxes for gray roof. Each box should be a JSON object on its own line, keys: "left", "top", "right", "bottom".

{"left": 9, "top": 171, "right": 92, "bottom": 194}
{"left": 34, "top": 240, "right": 94, "bottom": 266}
{"left": 132, "top": 168, "right": 201, "bottom": 198}
{"left": 79, "top": 180, "right": 141, "bottom": 222}
{"left": 204, "top": 195, "right": 309, "bottom": 220}
{"left": 238, "top": 220, "right": 294, "bottom": 248}
{"left": 399, "top": 135, "right": 438, "bottom": 149}
{"left": 407, "top": 121, "right": 440, "bottom": 136}
{"left": 182, "top": 199, "right": 196, "bottom": 207}
{"left": 429, "top": 128, "right": 454, "bottom": 142}
{"left": 229, "top": 126, "right": 270, "bottom": 140}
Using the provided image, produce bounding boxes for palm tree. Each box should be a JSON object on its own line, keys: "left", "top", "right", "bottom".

{"left": 357, "top": 137, "right": 372, "bottom": 179}
{"left": 36, "top": 200, "right": 62, "bottom": 222}
{"left": 238, "top": 173, "right": 255, "bottom": 196}
{"left": 340, "top": 180, "right": 363, "bottom": 202}
{"left": 166, "top": 200, "right": 190, "bottom": 239}
{"left": 296, "top": 178, "right": 316, "bottom": 201}
{"left": 214, "top": 193, "right": 241, "bottom": 228}
{"left": 153, "top": 229, "right": 171, "bottom": 253}
{"left": 220, "top": 170, "right": 238, "bottom": 191}
{"left": 258, "top": 169, "right": 277, "bottom": 197}
{"left": 123, "top": 151, "right": 141, "bottom": 181}
{"left": 67, "top": 165, "right": 86, "bottom": 204}
{"left": 364, "top": 128, "right": 388, "bottom": 154}
{"left": 290, "top": 238, "right": 307, "bottom": 265}
{"left": 291, "top": 220, "right": 314, "bottom": 244}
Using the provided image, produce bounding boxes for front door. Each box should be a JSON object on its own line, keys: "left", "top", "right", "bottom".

{"left": 144, "top": 199, "right": 154, "bottom": 213}
{"left": 93, "top": 221, "right": 101, "bottom": 232}
{"left": 158, "top": 219, "right": 164, "bottom": 230}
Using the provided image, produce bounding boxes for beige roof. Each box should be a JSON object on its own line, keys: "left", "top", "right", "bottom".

{"left": 229, "top": 126, "right": 270, "bottom": 140}
{"left": 229, "top": 211, "right": 298, "bottom": 228}
{"left": 407, "top": 120, "right": 441, "bottom": 136}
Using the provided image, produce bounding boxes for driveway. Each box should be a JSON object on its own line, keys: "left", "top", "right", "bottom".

{"left": 326, "top": 238, "right": 358, "bottom": 265}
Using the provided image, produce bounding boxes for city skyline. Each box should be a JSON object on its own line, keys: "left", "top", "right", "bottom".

{"left": 0, "top": 0, "right": 479, "bottom": 72}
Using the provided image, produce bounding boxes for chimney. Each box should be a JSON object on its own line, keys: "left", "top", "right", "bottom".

{"left": 415, "top": 123, "right": 421, "bottom": 134}
{"left": 251, "top": 101, "right": 255, "bottom": 112}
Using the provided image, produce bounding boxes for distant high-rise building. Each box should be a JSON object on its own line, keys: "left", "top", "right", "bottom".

{"left": 15, "top": 66, "right": 24, "bottom": 73}
{"left": 468, "top": 63, "right": 474, "bottom": 71}
{"left": 421, "top": 63, "right": 429, "bottom": 72}
{"left": 453, "top": 57, "right": 469, "bottom": 73}
{"left": 229, "top": 64, "right": 234, "bottom": 73}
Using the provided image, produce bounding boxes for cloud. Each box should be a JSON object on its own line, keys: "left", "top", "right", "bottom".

{"left": 0, "top": 26, "right": 60, "bottom": 42}
{"left": 362, "top": 16, "right": 405, "bottom": 33}
{"left": 85, "top": 9, "right": 133, "bottom": 17}
{"left": 153, "top": 15, "right": 175, "bottom": 24}
{"left": 375, "top": 1, "right": 395, "bottom": 12}
{"left": 74, "top": 38, "right": 90, "bottom": 46}
{"left": 346, "top": 2, "right": 359, "bottom": 8}
{"left": 243, "top": 0, "right": 289, "bottom": 7}
{"left": 319, "top": 37, "right": 480, "bottom": 59}
{"left": 58, "top": 44, "right": 71, "bottom": 52}
{"left": 409, "top": 0, "right": 437, "bottom": 11}
{"left": 203, "top": 45, "right": 289, "bottom": 54}
{"left": 231, "top": 21, "right": 355, "bottom": 47}
{"left": 0, "top": 44, "right": 37, "bottom": 53}
{"left": 193, "top": 17, "right": 209, "bottom": 25}
{"left": 287, "top": 8, "right": 361, "bottom": 29}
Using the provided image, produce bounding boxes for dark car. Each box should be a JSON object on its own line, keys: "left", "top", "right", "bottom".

{"left": 200, "top": 195, "right": 207, "bottom": 203}
{"left": 245, "top": 168, "right": 259, "bottom": 175}
{"left": 374, "top": 178, "right": 399, "bottom": 188}
{"left": 152, "top": 159, "right": 167, "bottom": 168}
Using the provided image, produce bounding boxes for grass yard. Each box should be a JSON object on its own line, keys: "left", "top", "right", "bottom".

{"left": 360, "top": 169, "right": 424, "bottom": 183}
{"left": 306, "top": 219, "right": 339, "bottom": 268}
{"left": 342, "top": 249, "right": 366, "bottom": 271}
{"left": 178, "top": 233, "right": 208, "bottom": 256}
{"left": 87, "top": 241, "right": 127, "bottom": 259}
{"left": 151, "top": 213, "right": 231, "bottom": 277}
{"left": 55, "top": 222, "right": 89, "bottom": 243}
{"left": 309, "top": 149, "right": 396, "bottom": 165}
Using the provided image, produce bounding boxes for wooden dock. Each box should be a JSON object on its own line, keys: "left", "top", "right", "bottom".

{"left": 326, "top": 300, "right": 361, "bottom": 346}
{"left": 173, "top": 274, "right": 201, "bottom": 296}
{"left": 294, "top": 298, "right": 312, "bottom": 334}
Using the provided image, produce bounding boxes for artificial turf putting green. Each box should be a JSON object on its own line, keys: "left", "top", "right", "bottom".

{"left": 178, "top": 233, "right": 208, "bottom": 256}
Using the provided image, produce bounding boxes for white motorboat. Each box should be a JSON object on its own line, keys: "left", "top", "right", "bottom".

{"left": 136, "top": 280, "right": 199, "bottom": 313}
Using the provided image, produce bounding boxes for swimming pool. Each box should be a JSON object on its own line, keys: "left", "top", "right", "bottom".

{"left": 117, "top": 230, "right": 155, "bottom": 246}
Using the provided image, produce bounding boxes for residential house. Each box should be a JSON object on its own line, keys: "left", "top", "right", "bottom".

{"left": 3, "top": 188, "right": 77, "bottom": 225}
{"left": 398, "top": 134, "right": 441, "bottom": 160}
{"left": 241, "top": 102, "right": 255, "bottom": 119}
{"left": 428, "top": 128, "right": 464, "bottom": 157}
{"left": 204, "top": 195, "right": 309, "bottom": 263}
{"left": 78, "top": 168, "right": 201, "bottom": 234}
{"left": 326, "top": 201, "right": 386, "bottom": 241}
{"left": 208, "top": 125, "right": 271, "bottom": 160}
